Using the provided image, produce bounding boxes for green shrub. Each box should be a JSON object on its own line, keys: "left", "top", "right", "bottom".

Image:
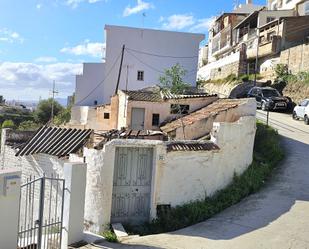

{"left": 18, "top": 120, "right": 40, "bottom": 131}
{"left": 126, "top": 122, "right": 284, "bottom": 235}
{"left": 102, "top": 230, "right": 118, "bottom": 243}
{"left": 2, "top": 120, "right": 15, "bottom": 129}
{"left": 275, "top": 64, "right": 289, "bottom": 79}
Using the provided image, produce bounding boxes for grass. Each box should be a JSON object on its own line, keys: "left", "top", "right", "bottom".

{"left": 125, "top": 122, "right": 284, "bottom": 235}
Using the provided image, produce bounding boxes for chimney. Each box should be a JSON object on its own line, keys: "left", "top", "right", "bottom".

{"left": 246, "top": 0, "right": 253, "bottom": 4}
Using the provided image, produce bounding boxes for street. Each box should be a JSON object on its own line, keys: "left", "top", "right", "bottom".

{"left": 94, "top": 111, "right": 309, "bottom": 249}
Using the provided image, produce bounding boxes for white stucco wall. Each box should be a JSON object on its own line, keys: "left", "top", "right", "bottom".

{"left": 156, "top": 116, "right": 256, "bottom": 206}
{"left": 103, "top": 25, "right": 204, "bottom": 104}
{"left": 197, "top": 52, "right": 240, "bottom": 80}
{"left": 80, "top": 114, "right": 256, "bottom": 232}
{"left": 75, "top": 63, "right": 106, "bottom": 106}
{"left": 0, "top": 168, "right": 21, "bottom": 249}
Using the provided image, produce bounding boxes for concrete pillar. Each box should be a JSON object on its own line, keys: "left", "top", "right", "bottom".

{"left": 61, "top": 162, "right": 87, "bottom": 249}
{"left": 0, "top": 168, "right": 21, "bottom": 249}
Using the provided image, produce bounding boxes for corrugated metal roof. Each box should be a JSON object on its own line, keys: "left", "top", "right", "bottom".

{"left": 161, "top": 99, "right": 246, "bottom": 133}
{"left": 166, "top": 141, "right": 220, "bottom": 152}
{"left": 94, "top": 129, "right": 167, "bottom": 149}
{"left": 15, "top": 126, "right": 93, "bottom": 157}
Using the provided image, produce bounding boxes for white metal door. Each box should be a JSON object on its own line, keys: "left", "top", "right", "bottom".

{"left": 131, "top": 108, "right": 145, "bottom": 130}
{"left": 111, "top": 147, "right": 153, "bottom": 224}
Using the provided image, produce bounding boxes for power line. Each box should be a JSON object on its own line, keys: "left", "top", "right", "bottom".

{"left": 75, "top": 48, "right": 199, "bottom": 106}
{"left": 75, "top": 51, "right": 122, "bottom": 106}
{"left": 125, "top": 47, "right": 199, "bottom": 59}
{"left": 126, "top": 49, "right": 197, "bottom": 75}
{"left": 126, "top": 49, "right": 165, "bottom": 74}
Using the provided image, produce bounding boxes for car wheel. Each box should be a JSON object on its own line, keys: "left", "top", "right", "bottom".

{"left": 261, "top": 102, "right": 267, "bottom": 111}
{"left": 292, "top": 111, "right": 298, "bottom": 120}
{"left": 305, "top": 115, "right": 309, "bottom": 125}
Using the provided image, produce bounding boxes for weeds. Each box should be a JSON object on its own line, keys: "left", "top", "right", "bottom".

{"left": 102, "top": 230, "right": 118, "bottom": 243}
{"left": 199, "top": 73, "right": 262, "bottom": 85}
{"left": 125, "top": 122, "right": 284, "bottom": 235}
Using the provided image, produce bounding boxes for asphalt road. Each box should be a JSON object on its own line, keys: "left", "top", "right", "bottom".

{"left": 94, "top": 111, "right": 309, "bottom": 249}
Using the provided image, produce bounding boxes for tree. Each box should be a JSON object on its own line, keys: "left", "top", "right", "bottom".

{"left": 2, "top": 120, "right": 15, "bottom": 129}
{"left": 54, "top": 107, "right": 71, "bottom": 126}
{"left": 159, "top": 63, "right": 190, "bottom": 94}
{"left": 159, "top": 64, "right": 190, "bottom": 139}
{"left": 34, "top": 98, "right": 64, "bottom": 124}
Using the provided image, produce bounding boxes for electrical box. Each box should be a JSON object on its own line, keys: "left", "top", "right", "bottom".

{"left": 3, "top": 174, "right": 20, "bottom": 197}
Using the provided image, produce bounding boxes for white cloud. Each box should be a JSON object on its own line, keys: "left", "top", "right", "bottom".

{"left": 35, "top": 57, "right": 58, "bottom": 63}
{"left": 0, "top": 28, "right": 24, "bottom": 44}
{"left": 160, "top": 14, "right": 215, "bottom": 33}
{"left": 161, "top": 14, "right": 195, "bottom": 30}
{"left": 60, "top": 41, "right": 105, "bottom": 58}
{"left": 65, "top": 0, "right": 103, "bottom": 8}
{"left": 190, "top": 17, "right": 216, "bottom": 33}
{"left": 0, "top": 62, "right": 82, "bottom": 100}
{"left": 123, "top": 0, "right": 154, "bottom": 17}
{"left": 36, "top": 3, "right": 42, "bottom": 9}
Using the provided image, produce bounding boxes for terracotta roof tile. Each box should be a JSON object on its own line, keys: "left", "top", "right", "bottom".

{"left": 166, "top": 141, "right": 220, "bottom": 152}
{"left": 121, "top": 90, "right": 217, "bottom": 102}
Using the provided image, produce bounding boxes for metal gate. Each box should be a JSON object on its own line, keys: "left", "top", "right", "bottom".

{"left": 111, "top": 147, "right": 153, "bottom": 224}
{"left": 17, "top": 175, "right": 65, "bottom": 249}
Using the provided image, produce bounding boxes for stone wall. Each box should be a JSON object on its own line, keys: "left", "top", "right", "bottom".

{"left": 280, "top": 43, "right": 309, "bottom": 74}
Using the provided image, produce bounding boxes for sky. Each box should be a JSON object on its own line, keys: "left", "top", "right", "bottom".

{"left": 0, "top": 0, "right": 266, "bottom": 101}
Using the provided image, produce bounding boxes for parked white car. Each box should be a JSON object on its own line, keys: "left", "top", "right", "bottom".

{"left": 293, "top": 99, "right": 309, "bottom": 125}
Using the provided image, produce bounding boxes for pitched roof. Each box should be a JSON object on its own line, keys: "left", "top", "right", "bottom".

{"left": 160, "top": 99, "right": 246, "bottom": 133}
{"left": 166, "top": 141, "right": 220, "bottom": 152}
{"left": 16, "top": 126, "right": 93, "bottom": 157}
{"left": 121, "top": 90, "right": 217, "bottom": 102}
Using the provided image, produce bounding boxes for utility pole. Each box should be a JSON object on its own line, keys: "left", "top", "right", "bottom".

{"left": 115, "top": 45, "right": 126, "bottom": 95}
{"left": 51, "top": 80, "right": 58, "bottom": 124}
{"left": 254, "top": 29, "right": 260, "bottom": 87}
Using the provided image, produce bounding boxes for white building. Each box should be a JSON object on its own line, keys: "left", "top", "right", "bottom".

{"left": 268, "top": 0, "right": 309, "bottom": 15}
{"left": 75, "top": 25, "right": 205, "bottom": 106}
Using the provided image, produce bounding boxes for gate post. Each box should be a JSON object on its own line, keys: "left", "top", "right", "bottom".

{"left": 0, "top": 168, "right": 21, "bottom": 249}
{"left": 61, "top": 162, "right": 87, "bottom": 249}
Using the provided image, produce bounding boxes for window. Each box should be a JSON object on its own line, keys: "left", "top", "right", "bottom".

{"left": 137, "top": 71, "right": 144, "bottom": 81}
{"left": 267, "top": 31, "right": 276, "bottom": 41}
{"left": 300, "top": 100, "right": 309, "bottom": 107}
{"left": 104, "top": 113, "right": 110, "bottom": 119}
{"left": 266, "top": 17, "right": 275, "bottom": 23}
{"left": 305, "top": 1, "right": 309, "bottom": 15}
{"left": 170, "top": 104, "right": 190, "bottom": 114}
{"left": 94, "top": 100, "right": 98, "bottom": 105}
{"left": 152, "top": 114, "right": 160, "bottom": 126}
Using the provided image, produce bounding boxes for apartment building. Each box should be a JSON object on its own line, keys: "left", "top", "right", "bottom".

{"left": 268, "top": 0, "right": 309, "bottom": 15}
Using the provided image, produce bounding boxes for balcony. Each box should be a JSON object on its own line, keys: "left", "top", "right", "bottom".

{"left": 247, "top": 36, "right": 281, "bottom": 59}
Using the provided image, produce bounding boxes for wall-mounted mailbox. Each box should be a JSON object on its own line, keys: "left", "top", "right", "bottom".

{"left": 3, "top": 175, "right": 20, "bottom": 197}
